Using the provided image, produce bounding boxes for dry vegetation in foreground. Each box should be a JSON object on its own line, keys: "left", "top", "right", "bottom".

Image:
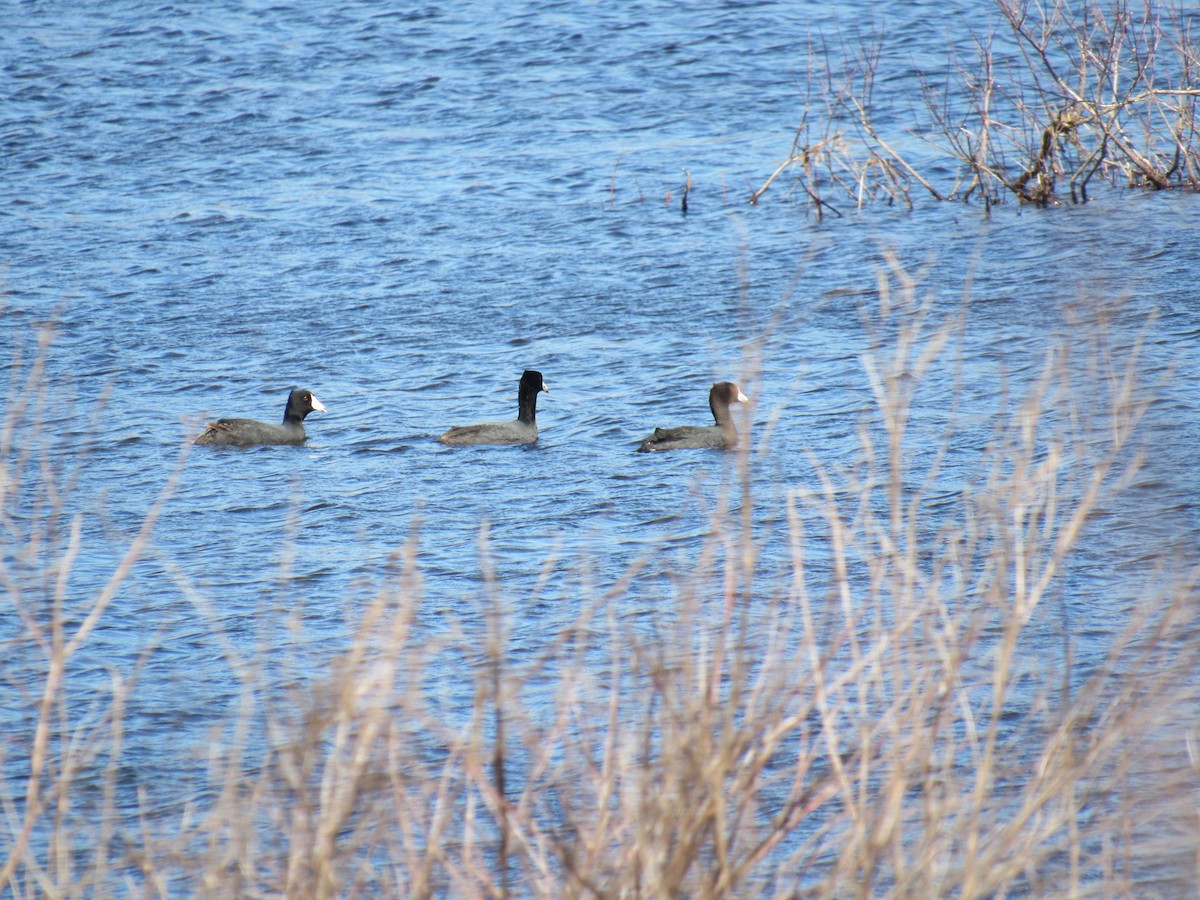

{"left": 3, "top": 266, "right": 1200, "bottom": 897}
{"left": 753, "top": 0, "right": 1200, "bottom": 213}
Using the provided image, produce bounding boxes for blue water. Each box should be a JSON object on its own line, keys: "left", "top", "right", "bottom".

{"left": 3, "top": 0, "right": 1200, "bottom": 890}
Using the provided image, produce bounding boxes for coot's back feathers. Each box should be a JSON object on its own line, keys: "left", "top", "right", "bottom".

{"left": 637, "top": 381, "right": 748, "bottom": 452}
{"left": 438, "top": 370, "right": 548, "bottom": 446}
{"left": 194, "top": 389, "right": 327, "bottom": 447}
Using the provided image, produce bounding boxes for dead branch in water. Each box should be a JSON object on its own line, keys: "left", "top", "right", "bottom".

{"left": 760, "top": 0, "right": 1200, "bottom": 212}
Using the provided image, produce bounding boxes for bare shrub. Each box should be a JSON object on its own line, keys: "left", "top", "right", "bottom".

{"left": 758, "top": 1, "right": 1200, "bottom": 209}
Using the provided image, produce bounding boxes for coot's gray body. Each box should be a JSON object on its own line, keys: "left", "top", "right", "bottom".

{"left": 194, "top": 389, "right": 327, "bottom": 447}
{"left": 438, "top": 370, "right": 548, "bottom": 446}
{"left": 637, "top": 381, "right": 749, "bottom": 452}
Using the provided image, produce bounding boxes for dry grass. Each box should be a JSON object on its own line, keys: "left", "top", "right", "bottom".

{"left": 3, "top": 264, "right": 1199, "bottom": 897}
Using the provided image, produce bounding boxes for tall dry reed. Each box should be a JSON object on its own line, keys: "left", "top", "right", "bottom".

{"left": 2, "top": 267, "right": 1198, "bottom": 897}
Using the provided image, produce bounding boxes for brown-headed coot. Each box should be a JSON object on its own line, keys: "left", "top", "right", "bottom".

{"left": 438, "top": 370, "right": 548, "bottom": 446}
{"left": 637, "top": 381, "right": 749, "bottom": 452}
{"left": 194, "top": 388, "right": 327, "bottom": 446}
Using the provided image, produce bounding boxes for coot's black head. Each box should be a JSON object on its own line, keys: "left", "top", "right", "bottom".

{"left": 284, "top": 389, "right": 328, "bottom": 424}
{"left": 708, "top": 381, "right": 749, "bottom": 424}
{"left": 516, "top": 370, "right": 548, "bottom": 424}
{"left": 710, "top": 382, "right": 748, "bottom": 406}
{"left": 520, "top": 370, "right": 548, "bottom": 395}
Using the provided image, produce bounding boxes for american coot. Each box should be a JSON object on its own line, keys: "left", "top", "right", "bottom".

{"left": 637, "top": 381, "right": 749, "bottom": 452}
{"left": 194, "top": 388, "right": 327, "bottom": 446}
{"left": 438, "top": 370, "right": 548, "bottom": 446}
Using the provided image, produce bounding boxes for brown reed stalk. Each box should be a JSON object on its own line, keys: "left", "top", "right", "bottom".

{"left": 4, "top": 262, "right": 1199, "bottom": 896}
{"left": 0, "top": 326, "right": 187, "bottom": 898}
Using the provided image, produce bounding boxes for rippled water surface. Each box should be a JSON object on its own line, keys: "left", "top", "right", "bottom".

{"left": 4, "top": 0, "right": 1200, "bottom": 882}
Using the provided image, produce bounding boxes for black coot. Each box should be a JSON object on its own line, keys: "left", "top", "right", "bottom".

{"left": 637, "top": 381, "right": 749, "bottom": 452}
{"left": 438, "top": 370, "right": 548, "bottom": 446}
{"left": 194, "top": 388, "right": 327, "bottom": 446}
